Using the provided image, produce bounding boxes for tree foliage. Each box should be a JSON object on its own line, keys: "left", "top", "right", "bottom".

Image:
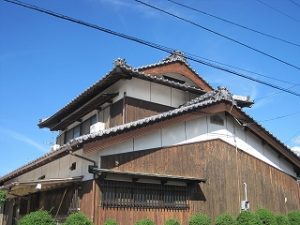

{"left": 18, "top": 210, "right": 55, "bottom": 225}
{"left": 0, "top": 190, "right": 6, "bottom": 206}
{"left": 288, "top": 211, "right": 300, "bottom": 225}
{"left": 215, "top": 213, "right": 237, "bottom": 225}
{"left": 135, "top": 218, "right": 155, "bottom": 225}
{"left": 237, "top": 211, "right": 262, "bottom": 225}
{"left": 189, "top": 214, "right": 211, "bottom": 225}
{"left": 256, "top": 208, "right": 277, "bottom": 225}
{"left": 165, "top": 218, "right": 180, "bottom": 225}
{"left": 63, "top": 212, "right": 93, "bottom": 225}
{"left": 104, "top": 218, "right": 118, "bottom": 225}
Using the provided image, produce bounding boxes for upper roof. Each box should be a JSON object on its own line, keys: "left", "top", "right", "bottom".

{"left": 1, "top": 87, "right": 298, "bottom": 184}
{"left": 38, "top": 57, "right": 207, "bottom": 130}
{"left": 38, "top": 54, "right": 210, "bottom": 130}
{"left": 138, "top": 51, "right": 213, "bottom": 91}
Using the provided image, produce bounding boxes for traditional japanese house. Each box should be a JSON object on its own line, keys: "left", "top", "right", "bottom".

{"left": 1, "top": 52, "right": 299, "bottom": 225}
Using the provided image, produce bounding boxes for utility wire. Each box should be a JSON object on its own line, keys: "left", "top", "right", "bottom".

{"left": 167, "top": 0, "right": 300, "bottom": 48}
{"left": 135, "top": 0, "right": 300, "bottom": 71}
{"left": 188, "top": 52, "right": 299, "bottom": 86}
{"left": 255, "top": 0, "right": 300, "bottom": 23}
{"left": 255, "top": 84, "right": 299, "bottom": 102}
{"left": 288, "top": 0, "right": 300, "bottom": 8}
{"left": 3, "top": 0, "right": 300, "bottom": 98}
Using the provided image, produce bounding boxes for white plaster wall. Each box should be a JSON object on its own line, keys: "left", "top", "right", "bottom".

{"left": 100, "top": 139, "right": 134, "bottom": 157}
{"left": 125, "top": 78, "right": 151, "bottom": 101}
{"left": 150, "top": 82, "right": 171, "bottom": 106}
{"left": 162, "top": 122, "right": 186, "bottom": 146}
{"left": 14, "top": 113, "right": 297, "bottom": 184}
{"left": 171, "top": 88, "right": 188, "bottom": 107}
{"left": 134, "top": 131, "right": 161, "bottom": 151}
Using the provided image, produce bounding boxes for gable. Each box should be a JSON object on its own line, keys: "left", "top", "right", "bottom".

{"left": 139, "top": 61, "right": 213, "bottom": 92}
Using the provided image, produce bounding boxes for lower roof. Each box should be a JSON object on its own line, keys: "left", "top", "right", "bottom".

{"left": 1, "top": 176, "right": 83, "bottom": 198}
{"left": 89, "top": 166, "right": 206, "bottom": 184}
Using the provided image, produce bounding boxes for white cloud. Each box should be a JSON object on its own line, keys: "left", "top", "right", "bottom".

{"left": 291, "top": 146, "right": 300, "bottom": 157}
{"left": 292, "top": 136, "right": 300, "bottom": 145}
{"left": 0, "top": 127, "right": 48, "bottom": 153}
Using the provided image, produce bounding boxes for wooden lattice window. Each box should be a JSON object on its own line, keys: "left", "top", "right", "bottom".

{"left": 100, "top": 180, "right": 189, "bottom": 209}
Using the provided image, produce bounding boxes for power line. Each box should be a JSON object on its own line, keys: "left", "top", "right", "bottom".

{"left": 135, "top": 0, "right": 300, "bottom": 72}
{"left": 288, "top": 0, "right": 300, "bottom": 8}
{"left": 257, "top": 111, "right": 300, "bottom": 123}
{"left": 255, "top": 0, "right": 300, "bottom": 23}
{"left": 167, "top": 0, "right": 300, "bottom": 48}
{"left": 3, "top": 0, "right": 300, "bottom": 98}
{"left": 188, "top": 52, "right": 299, "bottom": 86}
{"left": 255, "top": 84, "right": 299, "bottom": 102}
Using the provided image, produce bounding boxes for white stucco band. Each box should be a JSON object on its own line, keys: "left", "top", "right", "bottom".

{"left": 12, "top": 112, "right": 296, "bottom": 184}
{"left": 97, "top": 113, "right": 296, "bottom": 178}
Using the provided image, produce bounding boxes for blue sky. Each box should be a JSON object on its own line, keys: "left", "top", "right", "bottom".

{"left": 0, "top": 0, "right": 300, "bottom": 176}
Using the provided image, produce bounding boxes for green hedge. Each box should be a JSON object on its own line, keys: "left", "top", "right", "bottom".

{"left": 63, "top": 212, "right": 93, "bottom": 225}
{"left": 18, "top": 210, "right": 55, "bottom": 225}
{"left": 165, "top": 219, "right": 180, "bottom": 225}
{"left": 135, "top": 218, "right": 155, "bottom": 225}
{"left": 215, "top": 213, "right": 236, "bottom": 225}
{"left": 0, "top": 190, "right": 6, "bottom": 206}
{"left": 237, "top": 211, "right": 262, "bottom": 225}
{"left": 276, "top": 215, "right": 290, "bottom": 225}
{"left": 189, "top": 214, "right": 211, "bottom": 225}
{"left": 104, "top": 218, "right": 118, "bottom": 225}
{"left": 256, "top": 208, "right": 277, "bottom": 225}
{"left": 288, "top": 211, "right": 300, "bottom": 225}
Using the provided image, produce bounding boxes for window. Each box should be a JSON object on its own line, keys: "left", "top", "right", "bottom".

{"left": 100, "top": 180, "right": 189, "bottom": 209}
{"left": 64, "top": 114, "right": 97, "bottom": 143}
{"left": 210, "top": 115, "right": 224, "bottom": 126}
{"left": 73, "top": 126, "right": 80, "bottom": 138}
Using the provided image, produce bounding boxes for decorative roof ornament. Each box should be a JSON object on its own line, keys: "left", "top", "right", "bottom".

{"left": 114, "top": 58, "right": 127, "bottom": 67}
{"left": 162, "top": 50, "right": 187, "bottom": 63}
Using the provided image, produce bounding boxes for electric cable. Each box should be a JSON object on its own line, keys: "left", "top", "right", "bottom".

{"left": 3, "top": 0, "right": 300, "bottom": 98}
{"left": 135, "top": 0, "right": 300, "bottom": 71}
{"left": 288, "top": 0, "right": 300, "bottom": 8}
{"left": 255, "top": 0, "right": 300, "bottom": 23}
{"left": 167, "top": 0, "right": 300, "bottom": 48}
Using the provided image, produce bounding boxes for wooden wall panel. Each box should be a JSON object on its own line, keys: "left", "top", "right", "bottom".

{"left": 125, "top": 97, "right": 173, "bottom": 124}
{"left": 107, "top": 97, "right": 173, "bottom": 128}
{"left": 95, "top": 139, "right": 300, "bottom": 225}
{"left": 109, "top": 99, "right": 123, "bottom": 128}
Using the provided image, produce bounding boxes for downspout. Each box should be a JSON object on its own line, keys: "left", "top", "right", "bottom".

{"left": 68, "top": 148, "right": 97, "bottom": 224}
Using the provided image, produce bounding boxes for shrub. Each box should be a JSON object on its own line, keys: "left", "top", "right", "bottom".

{"left": 63, "top": 212, "right": 93, "bottom": 225}
{"left": 189, "top": 214, "right": 211, "bottom": 225}
{"left": 276, "top": 215, "right": 290, "bottom": 225}
{"left": 256, "top": 208, "right": 277, "bottom": 225}
{"left": 237, "top": 211, "right": 262, "bottom": 225}
{"left": 104, "top": 218, "right": 118, "bottom": 225}
{"left": 135, "top": 218, "right": 155, "bottom": 225}
{"left": 215, "top": 213, "right": 236, "bottom": 225}
{"left": 288, "top": 211, "right": 300, "bottom": 225}
{"left": 0, "top": 190, "right": 6, "bottom": 206}
{"left": 18, "top": 210, "right": 55, "bottom": 225}
{"left": 165, "top": 218, "right": 180, "bottom": 225}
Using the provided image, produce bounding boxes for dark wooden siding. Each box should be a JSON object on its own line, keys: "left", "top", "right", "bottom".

{"left": 95, "top": 139, "right": 299, "bottom": 225}
{"left": 125, "top": 97, "right": 173, "bottom": 123}
{"left": 108, "top": 97, "right": 173, "bottom": 128}
{"left": 109, "top": 99, "right": 123, "bottom": 127}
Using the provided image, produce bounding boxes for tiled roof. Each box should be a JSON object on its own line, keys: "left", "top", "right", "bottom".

{"left": 39, "top": 59, "right": 205, "bottom": 129}
{"left": 70, "top": 87, "right": 234, "bottom": 146}
{"left": 1, "top": 88, "right": 299, "bottom": 184}
{"left": 136, "top": 51, "right": 213, "bottom": 90}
